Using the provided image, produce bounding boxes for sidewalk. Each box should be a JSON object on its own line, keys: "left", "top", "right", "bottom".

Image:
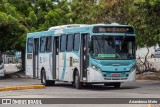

{"left": 0, "top": 64, "right": 44, "bottom": 91}
{"left": 0, "top": 77, "right": 41, "bottom": 88}
{"left": 0, "top": 75, "right": 44, "bottom": 92}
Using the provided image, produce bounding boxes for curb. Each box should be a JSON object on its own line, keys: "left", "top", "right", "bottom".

{"left": 0, "top": 85, "right": 45, "bottom": 92}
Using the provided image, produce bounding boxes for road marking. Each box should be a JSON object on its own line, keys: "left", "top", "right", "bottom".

{"left": 0, "top": 85, "right": 45, "bottom": 92}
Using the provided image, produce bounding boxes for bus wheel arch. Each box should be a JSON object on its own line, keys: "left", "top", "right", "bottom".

{"left": 40, "top": 67, "right": 55, "bottom": 86}
{"left": 72, "top": 68, "right": 83, "bottom": 89}
{"left": 40, "top": 67, "right": 45, "bottom": 78}
{"left": 73, "top": 68, "right": 78, "bottom": 82}
{"left": 72, "top": 68, "right": 79, "bottom": 84}
{"left": 41, "top": 67, "right": 47, "bottom": 85}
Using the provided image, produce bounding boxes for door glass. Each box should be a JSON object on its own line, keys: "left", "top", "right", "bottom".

{"left": 40, "top": 37, "right": 46, "bottom": 53}
{"left": 27, "top": 38, "right": 33, "bottom": 53}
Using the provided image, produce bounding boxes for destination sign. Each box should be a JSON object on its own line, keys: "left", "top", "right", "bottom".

{"left": 93, "top": 26, "right": 134, "bottom": 34}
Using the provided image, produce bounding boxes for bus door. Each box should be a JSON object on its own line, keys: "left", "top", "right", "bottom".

{"left": 26, "top": 38, "right": 33, "bottom": 77}
{"left": 53, "top": 36, "right": 59, "bottom": 80}
{"left": 80, "top": 33, "right": 89, "bottom": 82}
{"left": 33, "top": 38, "right": 39, "bottom": 78}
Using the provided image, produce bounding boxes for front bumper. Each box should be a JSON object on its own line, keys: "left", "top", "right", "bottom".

{"left": 87, "top": 68, "right": 136, "bottom": 83}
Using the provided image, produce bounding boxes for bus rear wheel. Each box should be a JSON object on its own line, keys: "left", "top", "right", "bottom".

{"left": 41, "top": 70, "right": 55, "bottom": 86}
{"left": 74, "top": 71, "right": 83, "bottom": 89}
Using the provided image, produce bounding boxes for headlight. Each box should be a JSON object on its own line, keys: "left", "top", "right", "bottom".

{"left": 92, "top": 65, "right": 101, "bottom": 71}
{"left": 130, "top": 65, "right": 136, "bottom": 73}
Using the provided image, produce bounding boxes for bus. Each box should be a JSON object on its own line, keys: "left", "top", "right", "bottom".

{"left": 26, "top": 23, "right": 136, "bottom": 89}
{"left": 0, "top": 52, "right": 5, "bottom": 77}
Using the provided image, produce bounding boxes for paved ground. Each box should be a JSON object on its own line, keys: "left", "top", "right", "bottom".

{"left": 1, "top": 79, "right": 159, "bottom": 107}
{"left": 0, "top": 78, "right": 40, "bottom": 88}
{"left": 2, "top": 64, "right": 160, "bottom": 99}
{"left": 1, "top": 64, "right": 160, "bottom": 107}
{"left": 0, "top": 79, "right": 160, "bottom": 98}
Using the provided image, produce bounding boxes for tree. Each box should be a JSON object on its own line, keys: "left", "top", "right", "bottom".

{"left": 129, "top": 0, "right": 160, "bottom": 73}
{"left": 69, "top": 0, "right": 99, "bottom": 24}
{"left": 0, "top": 0, "right": 70, "bottom": 71}
{"left": 133, "top": 0, "right": 160, "bottom": 47}
{"left": 0, "top": 0, "right": 159, "bottom": 72}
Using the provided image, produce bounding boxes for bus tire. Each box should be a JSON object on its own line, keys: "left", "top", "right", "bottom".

{"left": 113, "top": 82, "right": 121, "bottom": 88}
{"left": 41, "top": 70, "right": 55, "bottom": 86}
{"left": 74, "top": 71, "right": 83, "bottom": 89}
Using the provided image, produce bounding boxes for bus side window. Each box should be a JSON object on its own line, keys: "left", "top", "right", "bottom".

{"left": 40, "top": 37, "right": 46, "bottom": 53}
{"left": 46, "top": 36, "right": 52, "bottom": 52}
{"left": 27, "top": 38, "right": 33, "bottom": 53}
{"left": 60, "top": 34, "right": 67, "bottom": 52}
{"left": 67, "top": 34, "right": 73, "bottom": 52}
{"left": 73, "top": 33, "right": 80, "bottom": 51}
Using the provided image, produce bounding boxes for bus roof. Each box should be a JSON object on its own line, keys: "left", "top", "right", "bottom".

{"left": 27, "top": 23, "right": 135, "bottom": 38}
{"left": 48, "top": 23, "right": 132, "bottom": 30}
{"left": 48, "top": 24, "right": 88, "bottom": 31}
{"left": 27, "top": 30, "right": 55, "bottom": 38}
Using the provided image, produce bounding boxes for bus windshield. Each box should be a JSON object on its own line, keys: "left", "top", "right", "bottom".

{"left": 90, "top": 35, "right": 136, "bottom": 60}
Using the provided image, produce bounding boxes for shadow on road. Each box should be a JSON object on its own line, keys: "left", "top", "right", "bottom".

{"left": 51, "top": 83, "right": 139, "bottom": 91}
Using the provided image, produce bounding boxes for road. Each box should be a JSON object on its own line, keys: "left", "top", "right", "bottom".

{"left": 0, "top": 80, "right": 160, "bottom": 98}
{"left": 0, "top": 79, "right": 160, "bottom": 107}
{"left": 1, "top": 64, "right": 160, "bottom": 107}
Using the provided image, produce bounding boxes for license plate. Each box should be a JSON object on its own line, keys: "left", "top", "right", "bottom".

{"left": 112, "top": 73, "right": 121, "bottom": 77}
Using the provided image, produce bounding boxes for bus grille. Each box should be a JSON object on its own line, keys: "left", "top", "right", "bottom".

{"left": 104, "top": 78, "right": 128, "bottom": 80}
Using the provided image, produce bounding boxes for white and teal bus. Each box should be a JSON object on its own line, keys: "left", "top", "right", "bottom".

{"left": 26, "top": 23, "right": 136, "bottom": 89}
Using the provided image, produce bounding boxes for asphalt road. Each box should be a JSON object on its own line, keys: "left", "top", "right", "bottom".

{"left": 1, "top": 80, "right": 159, "bottom": 107}
{"left": 0, "top": 79, "right": 160, "bottom": 98}
{"left": 1, "top": 64, "right": 160, "bottom": 107}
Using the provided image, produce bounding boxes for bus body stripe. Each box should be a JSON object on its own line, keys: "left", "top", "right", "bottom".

{"left": 61, "top": 53, "right": 66, "bottom": 80}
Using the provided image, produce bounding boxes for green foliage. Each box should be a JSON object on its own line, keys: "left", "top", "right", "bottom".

{"left": 0, "top": 0, "right": 159, "bottom": 52}
{"left": 132, "top": 0, "right": 160, "bottom": 47}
